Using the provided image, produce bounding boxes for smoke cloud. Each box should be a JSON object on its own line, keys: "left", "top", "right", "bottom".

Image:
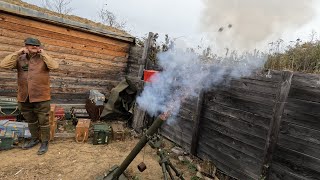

{"left": 136, "top": 47, "right": 266, "bottom": 121}
{"left": 201, "top": 0, "right": 316, "bottom": 51}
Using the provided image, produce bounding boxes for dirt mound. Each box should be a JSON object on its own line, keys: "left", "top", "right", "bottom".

{"left": 1, "top": 0, "right": 131, "bottom": 37}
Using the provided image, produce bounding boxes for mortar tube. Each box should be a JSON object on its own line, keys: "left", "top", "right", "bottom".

{"left": 111, "top": 116, "right": 166, "bottom": 179}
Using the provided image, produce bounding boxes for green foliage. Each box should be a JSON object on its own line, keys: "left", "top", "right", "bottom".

{"left": 132, "top": 176, "right": 140, "bottom": 180}
{"left": 188, "top": 163, "right": 197, "bottom": 173}
{"left": 191, "top": 176, "right": 201, "bottom": 180}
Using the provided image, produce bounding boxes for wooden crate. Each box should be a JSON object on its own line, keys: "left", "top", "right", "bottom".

{"left": 111, "top": 122, "right": 125, "bottom": 141}
{"left": 75, "top": 119, "right": 91, "bottom": 143}
{"left": 49, "top": 104, "right": 57, "bottom": 141}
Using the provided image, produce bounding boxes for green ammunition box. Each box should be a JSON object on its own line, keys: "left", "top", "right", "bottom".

{"left": 92, "top": 123, "right": 111, "bottom": 145}
{"left": 0, "top": 137, "right": 13, "bottom": 150}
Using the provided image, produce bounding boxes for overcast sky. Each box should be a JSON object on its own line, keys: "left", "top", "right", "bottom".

{"left": 22, "top": 0, "right": 320, "bottom": 51}
{"left": 22, "top": 0, "right": 204, "bottom": 45}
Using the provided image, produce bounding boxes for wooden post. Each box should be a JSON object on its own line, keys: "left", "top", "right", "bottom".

{"left": 132, "top": 32, "right": 154, "bottom": 132}
{"left": 261, "top": 71, "right": 293, "bottom": 178}
{"left": 138, "top": 32, "right": 154, "bottom": 78}
{"left": 190, "top": 91, "right": 205, "bottom": 155}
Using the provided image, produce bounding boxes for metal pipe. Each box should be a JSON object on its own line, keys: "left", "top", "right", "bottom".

{"left": 110, "top": 115, "right": 166, "bottom": 179}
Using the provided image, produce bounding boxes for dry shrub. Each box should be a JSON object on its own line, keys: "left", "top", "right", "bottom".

{"left": 265, "top": 41, "right": 320, "bottom": 73}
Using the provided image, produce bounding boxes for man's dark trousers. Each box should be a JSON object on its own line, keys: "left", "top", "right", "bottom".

{"left": 18, "top": 99, "right": 50, "bottom": 142}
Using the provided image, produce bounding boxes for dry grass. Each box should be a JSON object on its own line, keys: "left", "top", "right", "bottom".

{"left": 265, "top": 41, "right": 320, "bottom": 73}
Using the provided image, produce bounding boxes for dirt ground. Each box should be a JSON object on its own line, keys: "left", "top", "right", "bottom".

{"left": 0, "top": 137, "right": 195, "bottom": 180}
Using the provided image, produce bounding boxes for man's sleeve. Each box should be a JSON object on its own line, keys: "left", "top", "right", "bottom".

{"left": 41, "top": 52, "right": 59, "bottom": 70}
{"left": 0, "top": 52, "right": 19, "bottom": 69}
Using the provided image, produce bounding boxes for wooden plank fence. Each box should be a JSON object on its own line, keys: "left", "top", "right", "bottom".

{"left": 159, "top": 70, "right": 320, "bottom": 180}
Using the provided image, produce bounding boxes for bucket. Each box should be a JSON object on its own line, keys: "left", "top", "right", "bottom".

{"left": 143, "top": 70, "right": 159, "bottom": 82}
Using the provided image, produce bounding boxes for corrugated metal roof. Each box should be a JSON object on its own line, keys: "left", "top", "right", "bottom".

{"left": 0, "top": 1, "right": 135, "bottom": 43}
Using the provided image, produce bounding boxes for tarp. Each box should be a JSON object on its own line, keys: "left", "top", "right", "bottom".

{"left": 100, "top": 79, "right": 137, "bottom": 120}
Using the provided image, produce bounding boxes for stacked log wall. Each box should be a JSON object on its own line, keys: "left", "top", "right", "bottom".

{"left": 0, "top": 11, "right": 133, "bottom": 105}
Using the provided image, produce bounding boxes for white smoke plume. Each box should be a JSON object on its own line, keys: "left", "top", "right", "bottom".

{"left": 201, "top": 0, "right": 316, "bottom": 51}
{"left": 136, "top": 47, "right": 266, "bottom": 121}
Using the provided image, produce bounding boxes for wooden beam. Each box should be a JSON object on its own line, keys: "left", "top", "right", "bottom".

{"left": 132, "top": 32, "right": 154, "bottom": 132}
{"left": 190, "top": 91, "right": 205, "bottom": 155}
{"left": 261, "top": 71, "right": 293, "bottom": 178}
{"left": 138, "top": 32, "right": 154, "bottom": 77}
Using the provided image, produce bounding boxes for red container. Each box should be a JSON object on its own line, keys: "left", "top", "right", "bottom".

{"left": 143, "top": 70, "right": 159, "bottom": 82}
{"left": 0, "top": 116, "right": 16, "bottom": 121}
{"left": 55, "top": 107, "right": 65, "bottom": 120}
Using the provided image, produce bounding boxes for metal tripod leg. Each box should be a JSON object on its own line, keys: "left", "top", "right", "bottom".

{"left": 161, "top": 161, "right": 168, "bottom": 180}
{"left": 167, "top": 161, "right": 185, "bottom": 180}
{"left": 165, "top": 163, "right": 175, "bottom": 180}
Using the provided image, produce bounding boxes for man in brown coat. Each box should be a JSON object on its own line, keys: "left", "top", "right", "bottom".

{"left": 0, "top": 37, "right": 59, "bottom": 155}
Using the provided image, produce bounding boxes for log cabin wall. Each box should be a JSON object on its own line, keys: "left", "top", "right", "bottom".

{"left": 0, "top": 2, "right": 135, "bottom": 104}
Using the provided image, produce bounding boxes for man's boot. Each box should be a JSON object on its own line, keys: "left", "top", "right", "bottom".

{"left": 22, "top": 138, "right": 40, "bottom": 149}
{"left": 37, "top": 141, "right": 49, "bottom": 155}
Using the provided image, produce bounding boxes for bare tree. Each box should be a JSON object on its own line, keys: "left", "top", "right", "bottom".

{"left": 41, "top": 0, "right": 73, "bottom": 16}
{"left": 98, "top": 3, "right": 126, "bottom": 30}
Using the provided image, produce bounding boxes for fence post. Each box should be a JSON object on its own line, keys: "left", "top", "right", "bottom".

{"left": 190, "top": 91, "right": 205, "bottom": 155}
{"left": 138, "top": 32, "right": 154, "bottom": 78}
{"left": 261, "top": 70, "right": 293, "bottom": 178}
{"left": 132, "top": 32, "right": 154, "bottom": 132}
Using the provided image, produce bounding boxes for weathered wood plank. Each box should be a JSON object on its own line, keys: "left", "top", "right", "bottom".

{"left": 0, "top": 28, "right": 129, "bottom": 53}
{"left": 50, "top": 70, "right": 125, "bottom": 79}
{"left": 198, "top": 140, "right": 262, "bottom": 176}
{"left": 197, "top": 145, "right": 259, "bottom": 180}
{"left": 0, "top": 51, "right": 127, "bottom": 71}
{"left": 204, "top": 101, "right": 270, "bottom": 129}
{"left": 231, "top": 78, "right": 279, "bottom": 90}
{"left": 0, "top": 21, "right": 130, "bottom": 54}
{"left": 0, "top": 48, "right": 128, "bottom": 68}
{"left": 286, "top": 98, "right": 320, "bottom": 117}
{"left": 176, "top": 107, "right": 193, "bottom": 119}
{"left": 220, "top": 89, "right": 275, "bottom": 106}
{"left": 162, "top": 119, "right": 194, "bottom": 136}
{"left": 270, "top": 163, "right": 313, "bottom": 180}
{"left": 50, "top": 76, "right": 119, "bottom": 86}
{"left": 280, "top": 121, "right": 320, "bottom": 148}
{"left": 132, "top": 32, "right": 154, "bottom": 132}
{"left": 219, "top": 86, "right": 277, "bottom": 101}
{"left": 0, "top": 13, "right": 130, "bottom": 47}
{"left": 242, "top": 70, "right": 283, "bottom": 83}
{"left": 273, "top": 146, "right": 320, "bottom": 176}
{"left": 278, "top": 133, "right": 320, "bottom": 159}
{"left": 227, "top": 79, "right": 278, "bottom": 95}
{"left": 199, "top": 127, "right": 264, "bottom": 160}
{"left": 205, "top": 91, "right": 274, "bottom": 118}
{"left": 283, "top": 109, "right": 320, "bottom": 131}
{"left": 289, "top": 86, "right": 320, "bottom": 103}
{"left": 202, "top": 109, "right": 268, "bottom": 139}
{"left": 0, "top": 35, "right": 128, "bottom": 58}
{"left": 161, "top": 126, "right": 192, "bottom": 151}
{"left": 291, "top": 72, "right": 320, "bottom": 88}
{"left": 261, "top": 71, "right": 293, "bottom": 178}
{"left": 51, "top": 92, "right": 88, "bottom": 99}
{"left": 51, "top": 87, "right": 109, "bottom": 94}
{"left": 201, "top": 119, "right": 266, "bottom": 150}
{"left": 0, "top": 71, "right": 124, "bottom": 85}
